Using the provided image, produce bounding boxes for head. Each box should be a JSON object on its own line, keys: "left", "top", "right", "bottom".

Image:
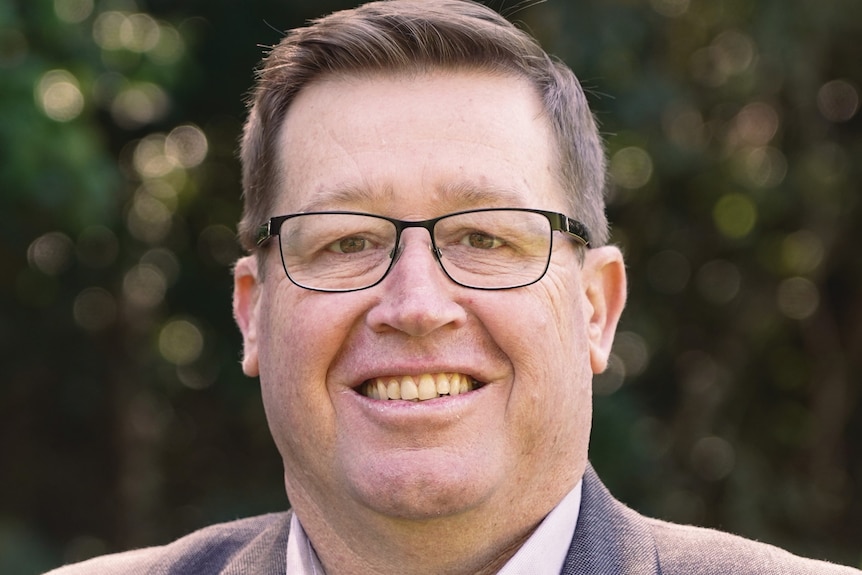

{"left": 237, "top": 0, "right": 609, "bottom": 255}
{"left": 233, "top": 1, "right": 626, "bottom": 572}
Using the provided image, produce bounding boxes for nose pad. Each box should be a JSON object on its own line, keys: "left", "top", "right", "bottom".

{"left": 388, "top": 239, "right": 443, "bottom": 269}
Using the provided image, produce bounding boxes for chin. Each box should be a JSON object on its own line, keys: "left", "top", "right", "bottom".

{"left": 343, "top": 451, "right": 504, "bottom": 521}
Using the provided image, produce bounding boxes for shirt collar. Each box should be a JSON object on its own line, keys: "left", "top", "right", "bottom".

{"left": 496, "top": 480, "right": 582, "bottom": 575}
{"left": 285, "top": 480, "right": 582, "bottom": 575}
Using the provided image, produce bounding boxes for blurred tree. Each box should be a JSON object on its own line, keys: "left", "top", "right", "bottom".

{"left": 0, "top": 0, "right": 859, "bottom": 573}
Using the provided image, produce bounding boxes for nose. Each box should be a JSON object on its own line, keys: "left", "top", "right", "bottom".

{"left": 365, "top": 228, "right": 467, "bottom": 337}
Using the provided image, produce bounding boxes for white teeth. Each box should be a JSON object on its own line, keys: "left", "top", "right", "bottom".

{"left": 435, "top": 373, "right": 450, "bottom": 395}
{"left": 449, "top": 373, "right": 461, "bottom": 396}
{"left": 400, "top": 376, "right": 419, "bottom": 401}
{"left": 418, "top": 374, "right": 437, "bottom": 400}
{"left": 361, "top": 373, "right": 478, "bottom": 401}
{"left": 386, "top": 378, "right": 401, "bottom": 400}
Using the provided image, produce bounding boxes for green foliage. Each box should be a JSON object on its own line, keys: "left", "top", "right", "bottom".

{"left": 1, "top": 0, "right": 860, "bottom": 573}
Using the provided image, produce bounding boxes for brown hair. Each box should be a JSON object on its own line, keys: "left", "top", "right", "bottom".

{"left": 238, "top": 0, "right": 608, "bottom": 253}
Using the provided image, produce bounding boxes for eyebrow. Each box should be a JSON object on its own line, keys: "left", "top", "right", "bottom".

{"left": 296, "top": 185, "right": 386, "bottom": 213}
{"left": 295, "top": 180, "right": 531, "bottom": 214}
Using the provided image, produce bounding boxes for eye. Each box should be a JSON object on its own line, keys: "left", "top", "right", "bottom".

{"left": 328, "top": 236, "right": 368, "bottom": 253}
{"left": 462, "top": 231, "right": 505, "bottom": 250}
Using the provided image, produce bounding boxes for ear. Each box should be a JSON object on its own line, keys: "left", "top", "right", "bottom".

{"left": 233, "top": 255, "right": 261, "bottom": 377}
{"left": 582, "top": 246, "right": 627, "bottom": 374}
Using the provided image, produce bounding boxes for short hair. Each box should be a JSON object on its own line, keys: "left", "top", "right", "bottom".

{"left": 238, "top": 0, "right": 609, "bottom": 254}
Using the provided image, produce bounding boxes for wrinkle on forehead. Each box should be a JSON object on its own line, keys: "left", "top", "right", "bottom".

{"left": 294, "top": 180, "right": 538, "bottom": 215}
{"left": 274, "top": 69, "right": 567, "bottom": 218}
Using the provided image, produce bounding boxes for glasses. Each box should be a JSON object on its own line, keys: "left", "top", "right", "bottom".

{"left": 255, "top": 207, "right": 590, "bottom": 292}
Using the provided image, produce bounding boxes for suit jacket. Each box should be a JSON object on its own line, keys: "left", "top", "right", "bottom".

{"left": 46, "top": 465, "right": 860, "bottom": 574}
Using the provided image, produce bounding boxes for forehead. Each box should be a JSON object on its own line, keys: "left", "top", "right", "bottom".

{"left": 274, "top": 70, "right": 565, "bottom": 215}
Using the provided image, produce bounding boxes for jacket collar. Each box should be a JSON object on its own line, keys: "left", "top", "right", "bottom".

{"left": 238, "top": 465, "right": 661, "bottom": 575}
{"left": 562, "top": 464, "right": 660, "bottom": 575}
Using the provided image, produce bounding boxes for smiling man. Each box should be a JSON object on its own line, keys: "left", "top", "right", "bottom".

{"left": 234, "top": 67, "right": 614, "bottom": 573}
{"left": 46, "top": 1, "right": 861, "bottom": 574}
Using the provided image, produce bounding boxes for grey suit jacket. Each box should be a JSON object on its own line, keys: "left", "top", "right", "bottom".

{"left": 46, "top": 465, "right": 860, "bottom": 574}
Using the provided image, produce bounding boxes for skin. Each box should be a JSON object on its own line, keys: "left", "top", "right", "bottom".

{"left": 233, "top": 70, "right": 627, "bottom": 575}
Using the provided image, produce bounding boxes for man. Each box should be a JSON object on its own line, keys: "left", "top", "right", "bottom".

{"left": 47, "top": 0, "right": 860, "bottom": 573}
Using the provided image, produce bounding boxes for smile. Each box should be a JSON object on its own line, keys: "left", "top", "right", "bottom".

{"left": 359, "top": 373, "right": 481, "bottom": 401}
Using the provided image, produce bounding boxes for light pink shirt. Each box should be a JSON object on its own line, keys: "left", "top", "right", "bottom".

{"left": 286, "top": 481, "right": 582, "bottom": 574}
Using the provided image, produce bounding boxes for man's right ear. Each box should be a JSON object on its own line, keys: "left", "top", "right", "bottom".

{"left": 233, "top": 256, "right": 261, "bottom": 377}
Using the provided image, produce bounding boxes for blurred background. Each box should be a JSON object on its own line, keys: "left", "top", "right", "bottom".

{"left": 1, "top": 0, "right": 860, "bottom": 572}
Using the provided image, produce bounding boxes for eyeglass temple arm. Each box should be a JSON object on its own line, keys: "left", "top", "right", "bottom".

{"left": 553, "top": 213, "right": 591, "bottom": 247}
{"left": 256, "top": 221, "right": 273, "bottom": 246}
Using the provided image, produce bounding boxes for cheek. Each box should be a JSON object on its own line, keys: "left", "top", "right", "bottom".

{"left": 486, "top": 276, "right": 593, "bottom": 446}
{"left": 255, "top": 288, "right": 358, "bottom": 452}
{"left": 501, "top": 273, "right": 590, "bottom": 375}
{"left": 258, "top": 287, "right": 358, "bottom": 380}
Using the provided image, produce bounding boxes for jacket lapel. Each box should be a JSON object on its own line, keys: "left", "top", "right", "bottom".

{"left": 562, "top": 465, "right": 660, "bottom": 575}
{"left": 223, "top": 511, "right": 291, "bottom": 575}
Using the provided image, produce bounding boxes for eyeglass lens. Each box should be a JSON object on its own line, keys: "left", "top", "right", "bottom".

{"left": 276, "top": 210, "right": 554, "bottom": 292}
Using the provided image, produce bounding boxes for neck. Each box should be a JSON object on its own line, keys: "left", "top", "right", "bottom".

{"left": 292, "top": 492, "right": 552, "bottom": 575}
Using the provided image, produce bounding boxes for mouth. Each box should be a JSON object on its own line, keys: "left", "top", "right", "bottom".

{"left": 358, "top": 373, "right": 482, "bottom": 402}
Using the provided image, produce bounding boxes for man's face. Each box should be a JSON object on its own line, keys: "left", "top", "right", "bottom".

{"left": 234, "top": 71, "right": 625, "bottom": 532}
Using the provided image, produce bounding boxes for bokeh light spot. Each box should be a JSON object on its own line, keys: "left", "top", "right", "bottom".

{"left": 120, "top": 13, "right": 160, "bottom": 53}
{"left": 165, "top": 124, "right": 208, "bottom": 169}
{"left": 123, "top": 263, "right": 167, "bottom": 308}
{"left": 690, "top": 30, "right": 756, "bottom": 86}
{"left": 149, "top": 23, "right": 184, "bottom": 64}
{"left": 138, "top": 179, "right": 179, "bottom": 211}
{"left": 777, "top": 277, "right": 819, "bottom": 320}
{"left": 713, "top": 193, "right": 757, "bottom": 238}
{"left": 613, "top": 331, "right": 650, "bottom": 377}
{"left": 54, "top": 0, "right": 94, "bottom": 24}
{"left": 133, "top": 134, "right": 174, "bottom": 179}
{"left": 159, "top": 319, "right": 204, "bottom": 366}
{"left": 36, "top": 69, "right": 85, "bottom": 122}
{"left": 781, "top": 230, "right": 824, "bottom": 275}
{"left": 738, "top": 146, "right": 787, "bottom": 188}
{"left": 127, "top": 192, "right": 173, "bottom": 244}
{"left": 650, "top": 0, "right": 689, "bottom": 17}
{"left": 140, "top": 248, "right": 181, "bottom": 286}
{"left": 73, "top": 287, "right": 117, "bottom": 332}
{"left": 177, "top": 364, "right": 219, "bottom": 390}
{"left": 111, "top": 83, "right": 169, "bottom": 129}
{"left": 92, "top": 11, "right": 127, "bottom": 50}
{"left": 28, "top": 232, "right": 75, "bottom": 275}
{"left": 696, "top": 259, "right": 741, "bottom": 304}
{"left": 663, "top": 103, "right": 705, "bottom": 151}
{"left": 712, "top": 30, "right": 756, "bottom": 75}
{"left": 690, "top": 436, "right": 735, "bottom": 481}
{"left": 610, "top": 146, "right": 653, "bottom": 189}
{"left": 730, "top": 102, "right": 780, "bottom": 147}
{"left": 817, "top": 79, "right": 859, "bottom": 123}
{"left": 593, "top": 353, "right": 625, "bottom": 395}
{"left": 802, "top": 142, "right": 848, "bottom": 186}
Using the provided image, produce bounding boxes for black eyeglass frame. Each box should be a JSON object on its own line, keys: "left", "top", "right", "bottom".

{"left": 255, "top": 207, "right": 591, "bottom": 292}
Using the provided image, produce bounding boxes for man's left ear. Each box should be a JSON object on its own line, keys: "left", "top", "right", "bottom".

{"left": 582, "top": 246, "right": 627, "bottom": 374}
